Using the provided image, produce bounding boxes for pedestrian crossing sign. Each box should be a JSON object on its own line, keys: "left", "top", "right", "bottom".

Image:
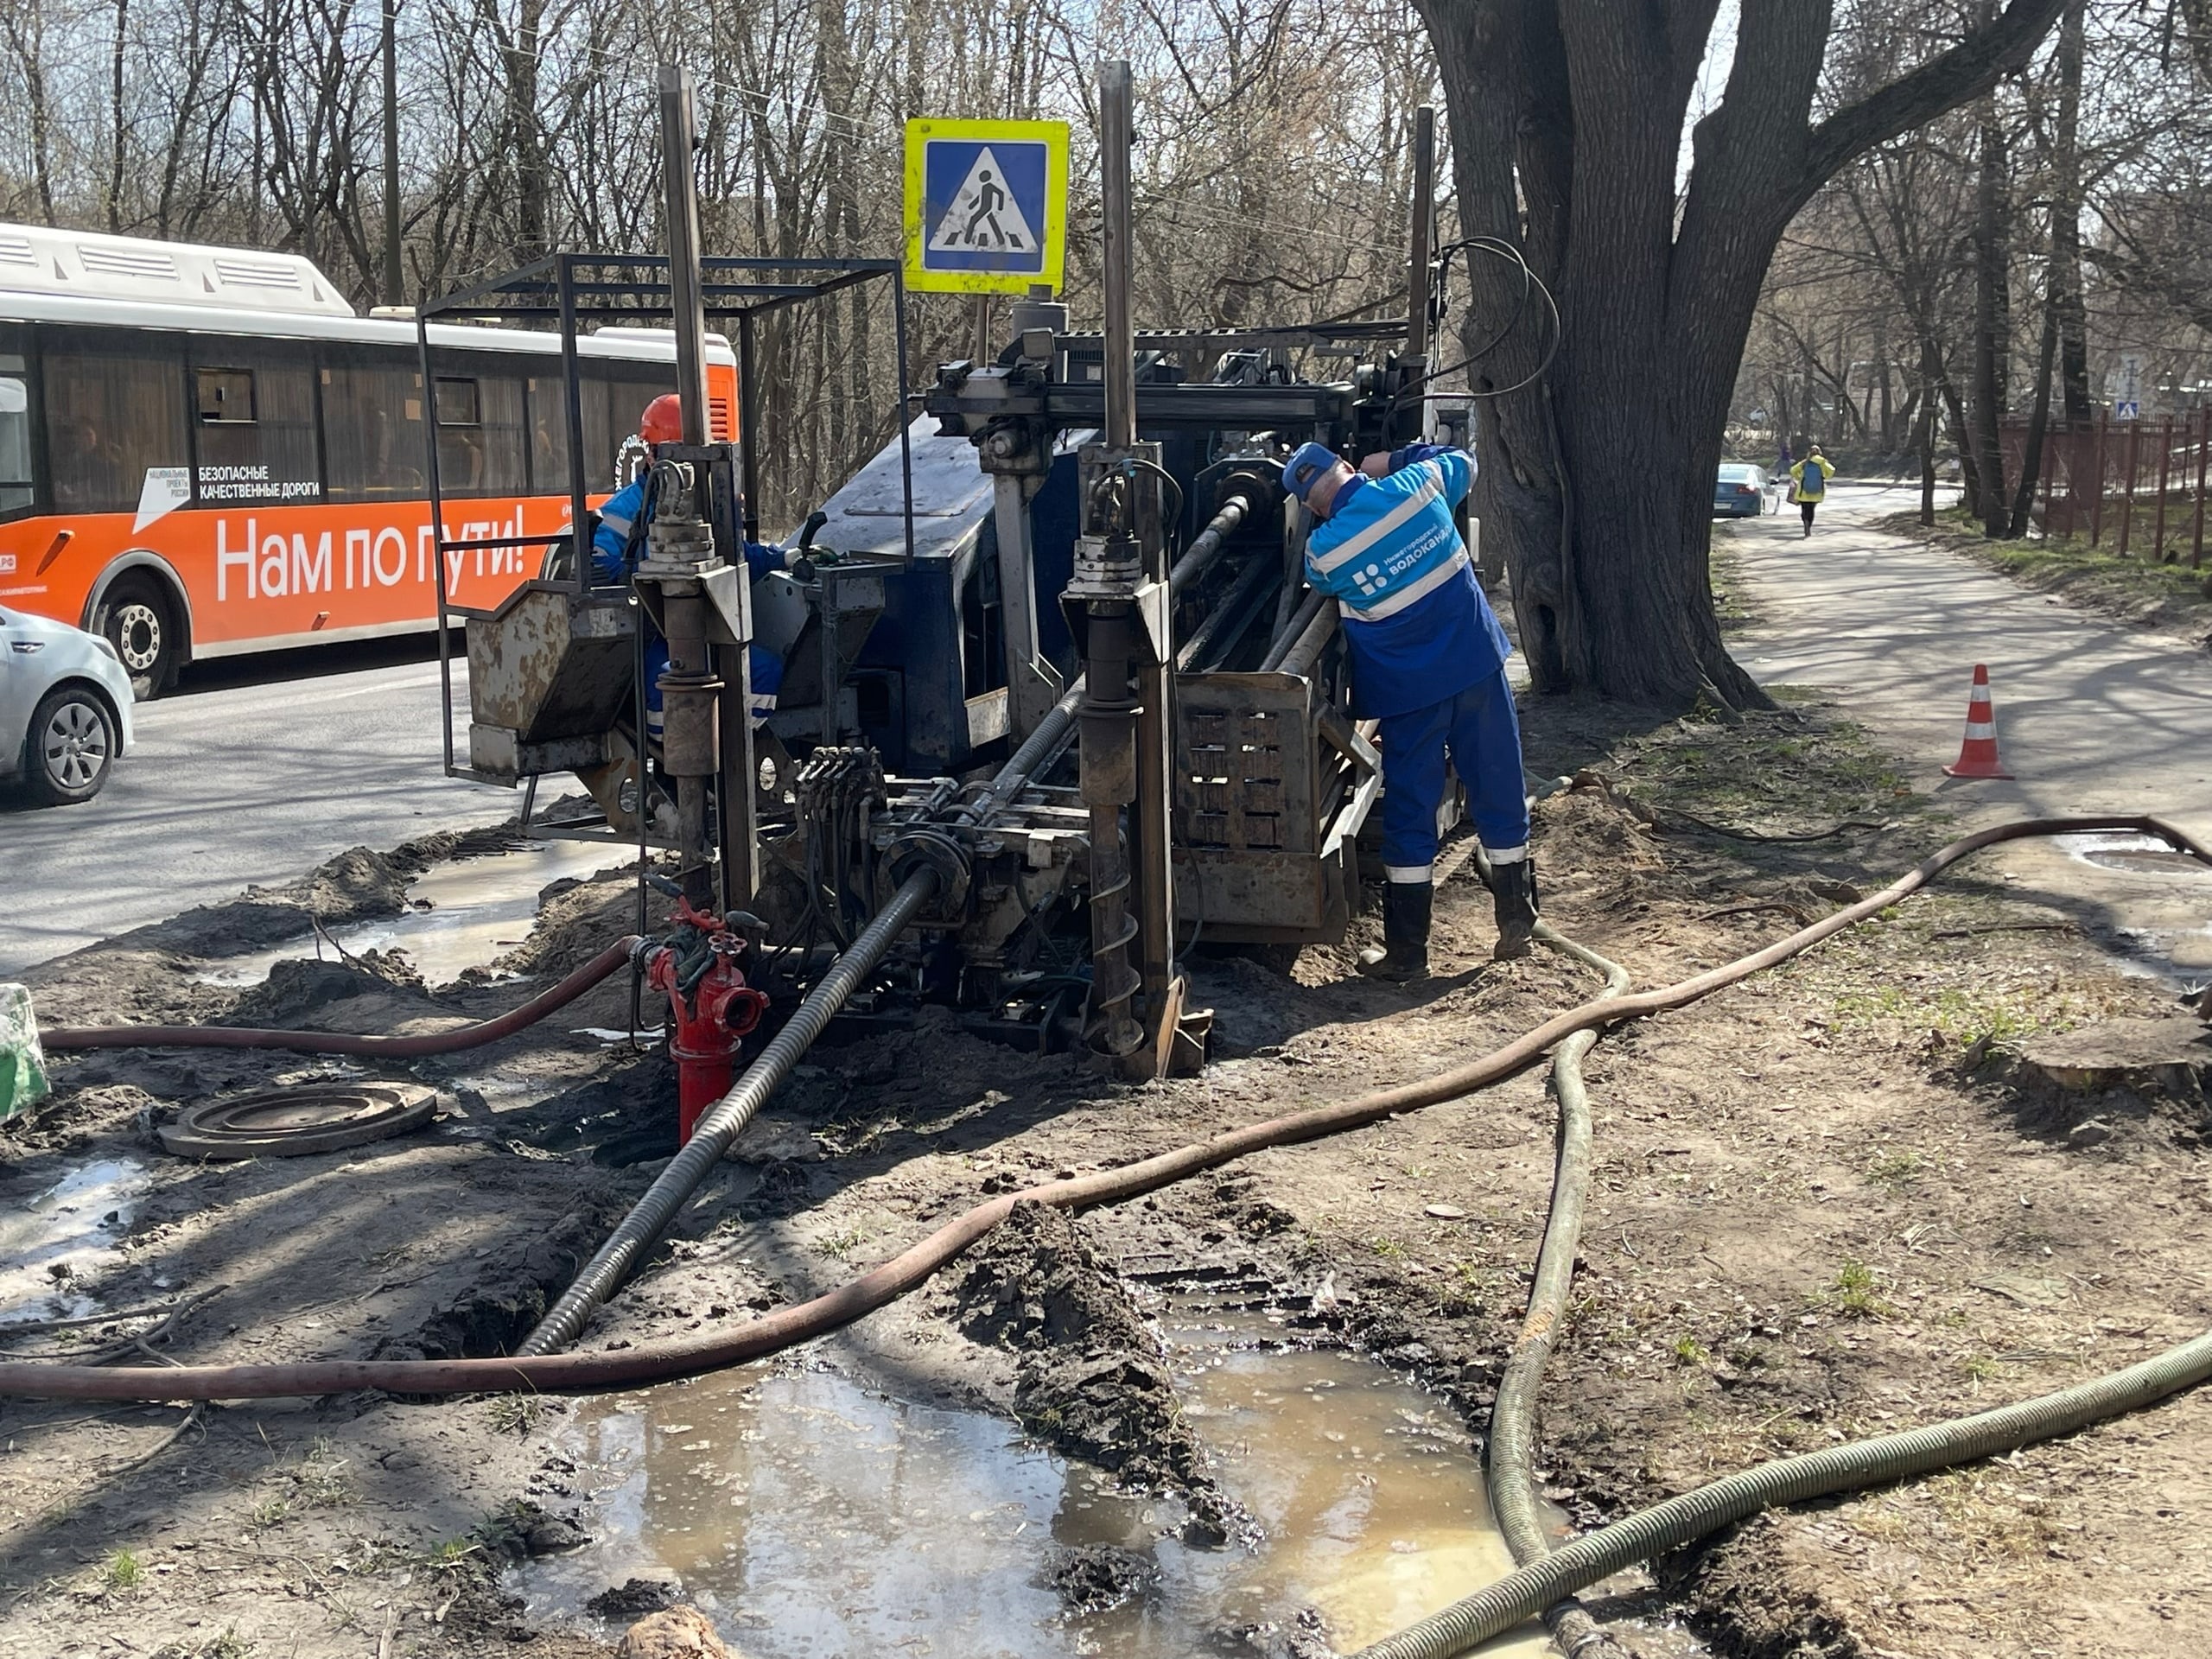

{"left": 903, "top": 118, "right": 1068, "bottom": 296}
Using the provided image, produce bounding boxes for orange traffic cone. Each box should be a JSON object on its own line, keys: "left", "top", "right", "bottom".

{"left": 1943, "top": 664, "right": 2012, "bottom": 779}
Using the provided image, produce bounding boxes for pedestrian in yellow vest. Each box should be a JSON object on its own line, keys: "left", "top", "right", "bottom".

{"left": 1789, "top": 444, "right": 1834, "bottom": 537}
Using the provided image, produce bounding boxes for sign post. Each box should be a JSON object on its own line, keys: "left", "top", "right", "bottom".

{"left": 903, "top": 118, "right": 1069, "bottom": 296}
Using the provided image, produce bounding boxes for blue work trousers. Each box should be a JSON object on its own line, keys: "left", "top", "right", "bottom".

{"left": 1376, "top": 666, "right": 1529, "bottom": 880}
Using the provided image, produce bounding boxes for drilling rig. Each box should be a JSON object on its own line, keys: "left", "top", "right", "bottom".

{"left": 440, "top": 64, "right": 1461, "bottom": 1091}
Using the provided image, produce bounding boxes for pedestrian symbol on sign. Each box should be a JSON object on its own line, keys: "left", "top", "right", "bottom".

{"left": 927, "top": 148, "right": 1039, "bottom": 255}
{"left": 903, "top": 118, "right": 1069, "bottom": 296}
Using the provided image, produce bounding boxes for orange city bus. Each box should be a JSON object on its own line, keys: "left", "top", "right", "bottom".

{"left": 0, "top": 223, "right": 738, "bottom": 696}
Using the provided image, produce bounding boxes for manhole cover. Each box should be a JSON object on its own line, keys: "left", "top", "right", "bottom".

{"left": 158, "top": 1082, "right": 440, "bottom": 1160}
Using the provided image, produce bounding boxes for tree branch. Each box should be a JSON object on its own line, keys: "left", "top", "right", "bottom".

{"left": 1802, "top": 0, "right": 2069, "bottom": 188}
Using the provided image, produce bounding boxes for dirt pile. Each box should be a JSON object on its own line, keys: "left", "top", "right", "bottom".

{"left": 955, "top": 1200, "right": 1243, "bottom": 1541}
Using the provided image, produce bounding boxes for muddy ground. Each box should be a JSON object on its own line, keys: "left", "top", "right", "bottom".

{"left": 3, "top": 695, "right": 2209, "bottom": 1659}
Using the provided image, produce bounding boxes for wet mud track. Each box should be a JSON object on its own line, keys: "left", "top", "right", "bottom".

{"left": 5, "top": 697, "right": 2211, "bottom": 1658}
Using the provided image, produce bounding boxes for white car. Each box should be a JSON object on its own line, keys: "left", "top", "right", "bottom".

{"left": 0, "top": 606, "right": 134, "bottom": 805}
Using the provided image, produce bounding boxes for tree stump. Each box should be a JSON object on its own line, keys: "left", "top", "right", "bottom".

{"left": 2014, "top": 1015, "right": 2212, "bottom": 1137}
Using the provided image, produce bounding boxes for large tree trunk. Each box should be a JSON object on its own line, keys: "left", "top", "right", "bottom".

{"left": 1418, "top": 0, "right": 2066, "bottom": 708}
{"left": 2008, "top": 289, "right": 2058, "bottom": 537}
{"left": 2050, "top": 0, "right": 2092, "bottom": 423}
{"left": 1969, "top": 91, "right": 2012, "bottom": 537}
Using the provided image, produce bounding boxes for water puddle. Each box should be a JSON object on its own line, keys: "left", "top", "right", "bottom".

{"left": 515, "top": 1316, "right": 1699, "bottom": 1656}
{"left": 0, "top": 1159, "right": 149, "bottom": 1325}
{"left": 196, "top": 841, "right": 627, "bottom": 989}
{"left": 2057, "top": 831, "right": 2212, "bottom": 879}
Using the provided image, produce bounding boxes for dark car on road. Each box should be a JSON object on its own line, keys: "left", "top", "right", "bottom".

{"left": 1713, "top": 462, "right": 1773, "bottom": 518}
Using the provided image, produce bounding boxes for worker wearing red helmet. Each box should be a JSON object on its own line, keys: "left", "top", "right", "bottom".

{"left": 592, "top": 394, "right": 787, "bottom": 731}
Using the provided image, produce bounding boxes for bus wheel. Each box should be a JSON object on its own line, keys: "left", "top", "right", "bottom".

{"left": 96, "top": 576, "right": 178, "bottom": 699}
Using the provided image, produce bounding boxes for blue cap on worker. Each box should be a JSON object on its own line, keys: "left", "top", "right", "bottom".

{"left": 1282, "top": 442, "right": 1340, "bottom": 501}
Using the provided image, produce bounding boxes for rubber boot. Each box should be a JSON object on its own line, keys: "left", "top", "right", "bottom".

{"left": 1357, "top": 880, "right": 1432, "bottom": 982}
{"left": 1491, "top": 856, "right": 1538, "bottom": 960}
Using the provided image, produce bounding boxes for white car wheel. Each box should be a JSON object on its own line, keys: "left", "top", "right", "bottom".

{"left": 25, "top": 686, "right": 115, "bottom": 806}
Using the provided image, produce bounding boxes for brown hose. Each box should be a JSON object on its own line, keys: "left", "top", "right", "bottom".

{"left": 41, "top": 938, "right": 645, "bottom": 1058}
{"left": 4, "top": 814, "right": 2202, "bottom": 1402}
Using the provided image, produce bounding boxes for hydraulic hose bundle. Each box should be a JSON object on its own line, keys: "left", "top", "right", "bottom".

{"left": 12, "top": 814, "right": 2212, "bottom": 1659}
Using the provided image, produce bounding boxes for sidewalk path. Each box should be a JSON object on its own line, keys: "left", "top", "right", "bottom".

{"left": 1730, "top": 480, "right": 2212, "bottom": 982}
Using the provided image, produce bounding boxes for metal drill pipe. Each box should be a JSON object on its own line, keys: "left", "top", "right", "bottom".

{"left": 1176, "top": 552, "right": 1276, "bottom": 671}
{"left": 1099, "top": 60, "right": 1137, "bottom": 453}
{"left": 964, "top": 678, "right": 1086, "bottom": 824}
{"left": 1077, "top": 600, "right": 1143, "bottom": 1058}
{"left": 1258, "top": 588, "right": 1327, "bottom": 672}
{"left": 1166, "top": 493, "right": 1252, "bottom": 594}
{"left": 518, "top": 871, "right": 939, "bottom": 1355}
{"left": 1407, "top": 105, "right": 1435, "bottom": 363}
{"left": 658, "top": 63, "right": 711, "bottom": 446}
{"left": 1272, "top": 601, "right": 1339, "bottom": 679}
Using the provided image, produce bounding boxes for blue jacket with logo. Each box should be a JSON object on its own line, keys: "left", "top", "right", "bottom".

{"left": 1301, "top": 443, "right": 1510, "bottom": 719}
{"left": 591, "top": 476, "right": 787, "bottom": 584}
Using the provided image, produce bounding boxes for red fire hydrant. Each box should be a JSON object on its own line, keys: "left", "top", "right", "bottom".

{"left": 645, "top": 899, "right": 771, "bottom": 1145}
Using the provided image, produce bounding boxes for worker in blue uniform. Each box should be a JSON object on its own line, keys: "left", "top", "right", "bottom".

{"left": 592, "top": 395, "right": 785, "bottom": 734}
{"left": 1282, "top": 437, "right": 1537, "bottom": 977}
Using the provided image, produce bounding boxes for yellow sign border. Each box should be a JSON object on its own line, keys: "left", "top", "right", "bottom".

{"left": 902, "top": 118, "right": 1069, "bottom": 296}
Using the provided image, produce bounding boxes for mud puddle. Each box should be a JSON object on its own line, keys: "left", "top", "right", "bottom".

{"left": 195, "top": 841, "right": 626, "bottom": 989}
{"left": 0, "top": 1158, "right": 149, "bottom": 1324}
{"left": 514, "top": 1314, "right": 1701, "bottom": 1656}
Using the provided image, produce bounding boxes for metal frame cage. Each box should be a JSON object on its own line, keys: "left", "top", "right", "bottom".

{"left": 415, "top": 251, "right": 918, "bottom": 779}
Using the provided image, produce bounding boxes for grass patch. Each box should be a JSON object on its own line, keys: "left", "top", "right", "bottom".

{"left": 422, "top": 1537, "right": 484, "bottom": 1573}
{"left": 1623, "top": 705, "right": 1920, "bottom": 828}
{"left": 102, "top": 1547, "right": 143, "bottom": 1590}
{"left": 810, "top": 1224, "right": 871, "bottom": 1259}
{"left": 1828, "top": 1260, "right": 1895, "bottom": 1319}
{"left": 1865, "top": 1146, "right": 1929, "bottom": 1190}
{"left": 1830, "top": 983, "right": 2039, "bottom": 1045}
{"left": 486, "top": 1395, "right": 549, "bottom": 1437}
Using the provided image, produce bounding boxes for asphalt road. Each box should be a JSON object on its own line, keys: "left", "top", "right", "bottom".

{"left": 3, "top": 636, "right": 518, "bottom": 975}
{"left": 1731, "top": 479, "right": 2212, "bottom": 981}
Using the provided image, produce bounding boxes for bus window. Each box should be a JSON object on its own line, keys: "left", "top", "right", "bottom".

{"left": 0, "top": 356, "right": 32, "bottom": 515}
{"left": 191, "top": 353, "right": 319, "bottom": 505}
{"left": 43, "top": 339, "right": 188, "bottom": 513}
{"left": 581, "top": 368, "right": 677, "bottom": 491}
{"left": 526, "top": 375, "right": 570, "bottom": 495}
{"left": 433, "top": 372, "right": 526, "bottom": 497}
{"left": 321, "top": 355, "right": 424, "bottom": 501}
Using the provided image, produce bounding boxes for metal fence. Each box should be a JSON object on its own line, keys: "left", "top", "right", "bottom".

{"left": 2002, "top": 410, "right": 2211, "bottom": 566}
